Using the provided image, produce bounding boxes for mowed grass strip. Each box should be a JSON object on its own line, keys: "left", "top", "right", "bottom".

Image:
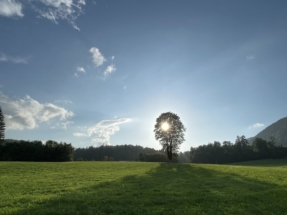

{"left": 0, "top": 161, "right": 287, "bottom": 215}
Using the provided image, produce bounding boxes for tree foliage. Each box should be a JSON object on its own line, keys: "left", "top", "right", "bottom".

{"left": 103, "top": 155, "right": 114, "bottom": 161}
{"left": 0, "top": 106, "right": 5, "bottom": 144}
{"left": 139, "top": 152, "right": 178, "bottom": 162}
{"left": 73, "top": 144, "right": 158, "bottom": 161}
{"left": 154, "top": 112, "right": 186, "bottom": 161}
{"left": 177, "top": 151, "right": 190, "bottom": 163}
{"left": 190, "top": 136, "right": 287, "bottom": 164}
{"left": 0, "top": 140, "right": 74, "bottom": 161}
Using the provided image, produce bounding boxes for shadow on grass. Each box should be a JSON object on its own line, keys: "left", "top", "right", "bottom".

{"left": 230, "top": 159, "right": 287, "bottom": 167}
{"left": 12, "top": 163, "right": 287, "bottom": 215}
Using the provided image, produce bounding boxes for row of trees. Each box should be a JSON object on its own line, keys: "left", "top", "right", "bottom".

{"left": 0, "top": 107, "right": 5, "bottom": 144}
{"left": 1, "top": 109, "right": 286, "bottom": 163}
{"left": 139, "top": 152, "right": 171, "bottom": 162}
{"left": 190, "top": 136, "right": 287, "bottom": 164}
{"left": 0, "top": 107, "right": 74, "bottom": 162}
{"left": 2, "top": 136, "right": 285, "bottom": 163}
{"left": 0, "top": 140, "right": 74, "bottom": 161}
{"left": 177, "top": 151, "right": 191, "bottom": 163}
{"left": 73, "top": 144, "right": 158, "bottom": 161}
{"left": 74, "top": 146, "right": 190, "bottom": 163}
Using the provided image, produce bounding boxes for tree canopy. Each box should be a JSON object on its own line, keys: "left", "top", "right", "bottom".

{"left": 0, "top": 140, "right": 74, "bottom": 161}
{"left": 190, "top": 136, "right": 287, "bottom": 164}
{"left": 0, "top": 106, "right": 5, "bottom": 144}
{"left": 73, "top": 144, "right": 158, "bottom": 161}
{"left": 154, "top": 112, "right": 186, "bottom": 161}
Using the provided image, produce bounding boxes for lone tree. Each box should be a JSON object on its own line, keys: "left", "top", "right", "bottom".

{"left": 154, "top": 112, "right": 186, "bottom": 161}
{"left": 0, "top": 106, "right": 5, "bottom": 144}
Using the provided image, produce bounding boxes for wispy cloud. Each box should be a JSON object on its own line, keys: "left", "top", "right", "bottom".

{"left": 104, "top": 64, "right": 116, "bottom": 78}
{"left": 89, "top": 47, "right": 106, "bottom": 67}
{"left": 0, "top": 0, "right": 86, "bottom": 30}
{"left": 54, "top": 99, "right": 73, "bottom": 104}
{"left": 246, "top": 55, "right": 255, "bottom": 60}
{"left": 0, "top": 52, "right": 28, "bottom": 64}
{"left": 31, "top": 0, "right": 86, "bottom": 30}
{"left": 0, "top": 92, "right": 74, "bottom": 130}
{"left": 249, "top": 123, "right": 264, "bottom": 129}
{"left": 73, "top": 118, "right": 131, "bottom": 145}
{"left": 0, "top": 54, "right": 7, "bottom": 61}
{"left": 73, "top": 132, "right": 88, "bottom": 137}
{"left": 77, "top": 67, "right": 86, "bottom": 73}
{"left": 51, "top": 121, "right": 74, "bottom": 130}
{"left": 89, "top": 47, "right": 117, "bottom": 79}
{"left": 0, "top": 0, "right": 23, "bottom": 18}
{"left": 74, "top": 67, "right": 86, "bottom": 77}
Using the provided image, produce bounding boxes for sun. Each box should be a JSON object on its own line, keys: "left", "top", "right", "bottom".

{"left": 161, "top": 122, "right": 170, "bottom": 131}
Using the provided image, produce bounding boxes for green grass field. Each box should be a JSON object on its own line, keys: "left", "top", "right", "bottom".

{"left": 1, "top": 161, "right": 287, "bottom": 215}
{"left": 231, "top": 159, "right": 287, "bottom": 167}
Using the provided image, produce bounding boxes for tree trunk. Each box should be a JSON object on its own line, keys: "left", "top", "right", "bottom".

{"left": 168, "top": 139, "right": 173, "bottom": 161}
{"left": 166, "top": 143, "right": 170, "bottom": 161}
{"left": 170, "top": 141, "right": 173, "bottom": 161}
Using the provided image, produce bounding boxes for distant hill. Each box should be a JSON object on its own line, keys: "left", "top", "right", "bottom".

{"left": 248, "top": 117, "right": 287, "bottom": 146}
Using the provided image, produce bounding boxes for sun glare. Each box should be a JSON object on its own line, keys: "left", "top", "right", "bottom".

{"left": 161, "top": 122, "right": 169, "bottom": 131}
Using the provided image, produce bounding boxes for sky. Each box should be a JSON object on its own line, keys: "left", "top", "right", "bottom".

{"left": 1, "top": 0, "right": 287, "bottom": 151}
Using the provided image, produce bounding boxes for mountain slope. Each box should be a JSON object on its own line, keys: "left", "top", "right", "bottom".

{"left": 248, "top": 117, "right": 287, "bottom": 146}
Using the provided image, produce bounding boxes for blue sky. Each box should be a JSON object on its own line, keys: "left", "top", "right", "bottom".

{"left": 1, "top": 0, "right": 287, "bottom": 151}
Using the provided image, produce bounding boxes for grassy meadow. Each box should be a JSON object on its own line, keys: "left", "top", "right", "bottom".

{"left": 231, "top": 159, "right": 287, "bottom": 167}
{"left": 1, "top": 161, "right": 287, "bottom": 215}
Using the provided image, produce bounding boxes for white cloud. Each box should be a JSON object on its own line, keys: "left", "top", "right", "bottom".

{"left": 61, "top": 121, "right": 73, "bottom": 129}
{"left": 77, "top": 67, "right": 86, "bottom": 73}
{"left": 253, "top": 123, "right": 264, "bottom": 128}
{"left": 0, "top": 93, "right": 74, "bottom": 130}
{"left": 51, "top": 121, "right": 74, "bottom": 130}
{"left": 74, "top": 73, "right": 79, "bottom": 77}
{"left": 8, "top": 57, "right": 27, "bottom": 64}
{"left": 246, "top": 55, "right": 254, "bottom": 60}
{"left": 0, "top": 0, "right": 23, "bottom": 18}
{"left": 54, "top": 99, "right": 73, "bottom": 104}
{"left": 89, "top": 47, "right": 106, "bottom": 67}
{"left": 2, "top": 0, "right": 86, "bottom": 30}
{"left": 89, "top": 47, "right": 117, "bottom": 79}
{"left": 0, "top": 53, "right": 7, "bottom": 61}
{"left": 73, "top": 132, "right": 88, "bottom": 137}
{"left": 33, "top": 0, "right": 86, "bottom": 30}
{"left": 74, "top": 118, "right": 131, "bottom": 145}
{"left": 0, "top": 52, "right": 28, "bottom": 64}
{"left": 104, "top": 64, "right": 116, "bottom": 78}
{"left": 249, "top": 123, "right": 264, "bottom": 129}
{"left": 0, "top": 0, "right": 86, "bottom": 30}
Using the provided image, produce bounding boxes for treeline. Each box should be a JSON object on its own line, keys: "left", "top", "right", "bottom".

{"left": 0, "top": 140, "right": 74, "bottom": 161}
{"left": 74, "top": 144, "right": 158, "bottom": 161}
{"left": 2, "top": 136, "right": 286, "bottom": 164}
{"left": 139, "top": 152, "right": 173, "bottom": 162}
{"left": 190, "top": 136, "right": 287, "bottom": 164}
{"left": 177, "top": 151, "right": 191, "bottom": 163}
